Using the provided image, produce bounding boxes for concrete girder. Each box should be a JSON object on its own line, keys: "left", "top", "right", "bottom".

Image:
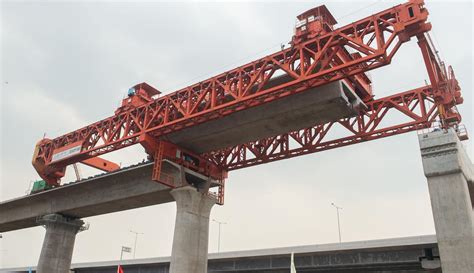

{"left": 164, "top": 80, "right": 365, "bottom": 153}
{"left": 0, "top": 163, "right": 172, "bottom": 232}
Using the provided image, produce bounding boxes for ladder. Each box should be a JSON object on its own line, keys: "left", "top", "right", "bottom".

{"left": 152, "top": 142, "right": 164, "bottom": 181}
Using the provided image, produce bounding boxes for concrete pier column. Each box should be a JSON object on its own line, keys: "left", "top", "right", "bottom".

{"left": 169, "top": 186, "right": 216, "bottom": 273}
{"left": 37, "top": 214, "right": 85, "bottom": 273}
{"left": 419, "top": 129, "right": 474, "bottom": 273}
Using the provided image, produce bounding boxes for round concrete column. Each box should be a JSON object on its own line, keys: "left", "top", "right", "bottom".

{"left": 169, "top": 186, "right": 216, "bottom": 273}
{"left": 37, "top": 214, "right": 85, "bottom": 273}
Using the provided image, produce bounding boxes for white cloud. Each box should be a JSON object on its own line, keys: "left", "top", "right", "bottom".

{"left": 4, "top": 87, "right": 86, "bottom": 135}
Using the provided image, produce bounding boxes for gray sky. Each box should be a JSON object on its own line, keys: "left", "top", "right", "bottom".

{"left": 1, "top": 0, "right": 473, "bottom": 269}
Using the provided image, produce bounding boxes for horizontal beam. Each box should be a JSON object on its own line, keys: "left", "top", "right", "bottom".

{"left": 81, "top": 157, "right": 120, "bottom": 172}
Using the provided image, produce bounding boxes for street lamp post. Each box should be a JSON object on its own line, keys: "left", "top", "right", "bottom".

{"left": 212, "top": 219, "right": 227, "bottom": 253}
{"left": 129, "top": 230, "right": 144, "bottom": 259}
{"left": 331, "top": 203, "right": 343, "bottom": 243}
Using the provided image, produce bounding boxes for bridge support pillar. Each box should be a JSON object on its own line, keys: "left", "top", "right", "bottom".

{"left": 419, "top": 129, "right": 474, "bottom": 273}
{"left": 37, "top": 214, "right": 85, "bottom": 273}
{"left": 169, "top": 186, "right": 216, "bottom": 273}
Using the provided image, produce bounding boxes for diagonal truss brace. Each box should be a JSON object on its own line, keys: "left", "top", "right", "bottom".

{"left": 203, "top": 85, "right": 448, "bottom": 170}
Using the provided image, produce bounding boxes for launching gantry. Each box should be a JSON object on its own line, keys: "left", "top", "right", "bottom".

{"left": 32, "top": 0, "right": 464, "bottom": 204}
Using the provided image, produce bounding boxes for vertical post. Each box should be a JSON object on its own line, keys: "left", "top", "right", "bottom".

{"left": 212, "top": 219, "right": 227, "bottom": 253}
{"left": 169, "top": 186, "right": 216, "bottom": 273}
{"left": 336, "top": 209, "right": 341, "bottom": 243}
{"left": 36, "top": 214, "right": 85, "bottom": 273}
{"left": 419, "top": 129, "right": 474, "bottom": 273}
{"left": 129, "top": 230, "right": 143, "bottom": 259}
{"left": 218, "top": 223, "right": 221, "bottom": 252}
{"left": 133, "top": 233, "right": 137, "bottom": 259}
{"left": 417, "top": 34, "right": 444, "bottom": 92}
{"left": 331, "top": 203, "right": 342, "bottom": 243}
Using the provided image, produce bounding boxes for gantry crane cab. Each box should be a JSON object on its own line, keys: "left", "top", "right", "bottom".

{"left": 292, "top": 5, "right": 337, "bottom": 45}
{"left": 115, "top": 82, "right": 161, "bottom": 114}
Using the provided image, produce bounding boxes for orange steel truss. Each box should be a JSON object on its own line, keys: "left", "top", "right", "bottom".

{"left": 32, "top": 0, "right": 464, "bottom": 204}
{"left": 203, "top": 84, "right": 461, "bottom": 170}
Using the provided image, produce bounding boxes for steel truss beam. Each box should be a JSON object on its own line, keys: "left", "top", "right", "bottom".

{"left": 33, "top": 0, "right": 432, "bottom": 185}
{"left": 204, "top": 85, "right": 442, "bottom": 170}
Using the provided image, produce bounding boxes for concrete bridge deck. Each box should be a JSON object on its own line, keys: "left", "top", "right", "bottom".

{"left": 0, "top": 162, "right": 171, "bottom": 232}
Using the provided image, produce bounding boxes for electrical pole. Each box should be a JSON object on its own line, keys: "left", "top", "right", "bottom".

{"left": 331, "top": 203, "right": 343, "bottom": 243}
{"left": 129, "top": 230, "right": 144, "bottom": 259}
{"left": 212, "top": 219, "right": 227, "bottom": 252}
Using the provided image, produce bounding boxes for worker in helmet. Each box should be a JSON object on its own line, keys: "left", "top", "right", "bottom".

{"left": 127, "top": 87, "right": 135, "bottom": 97}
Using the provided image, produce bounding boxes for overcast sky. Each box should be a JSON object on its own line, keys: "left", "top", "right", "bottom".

{"left": 0, "top": 0, "right": 472, "bottom": 269}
